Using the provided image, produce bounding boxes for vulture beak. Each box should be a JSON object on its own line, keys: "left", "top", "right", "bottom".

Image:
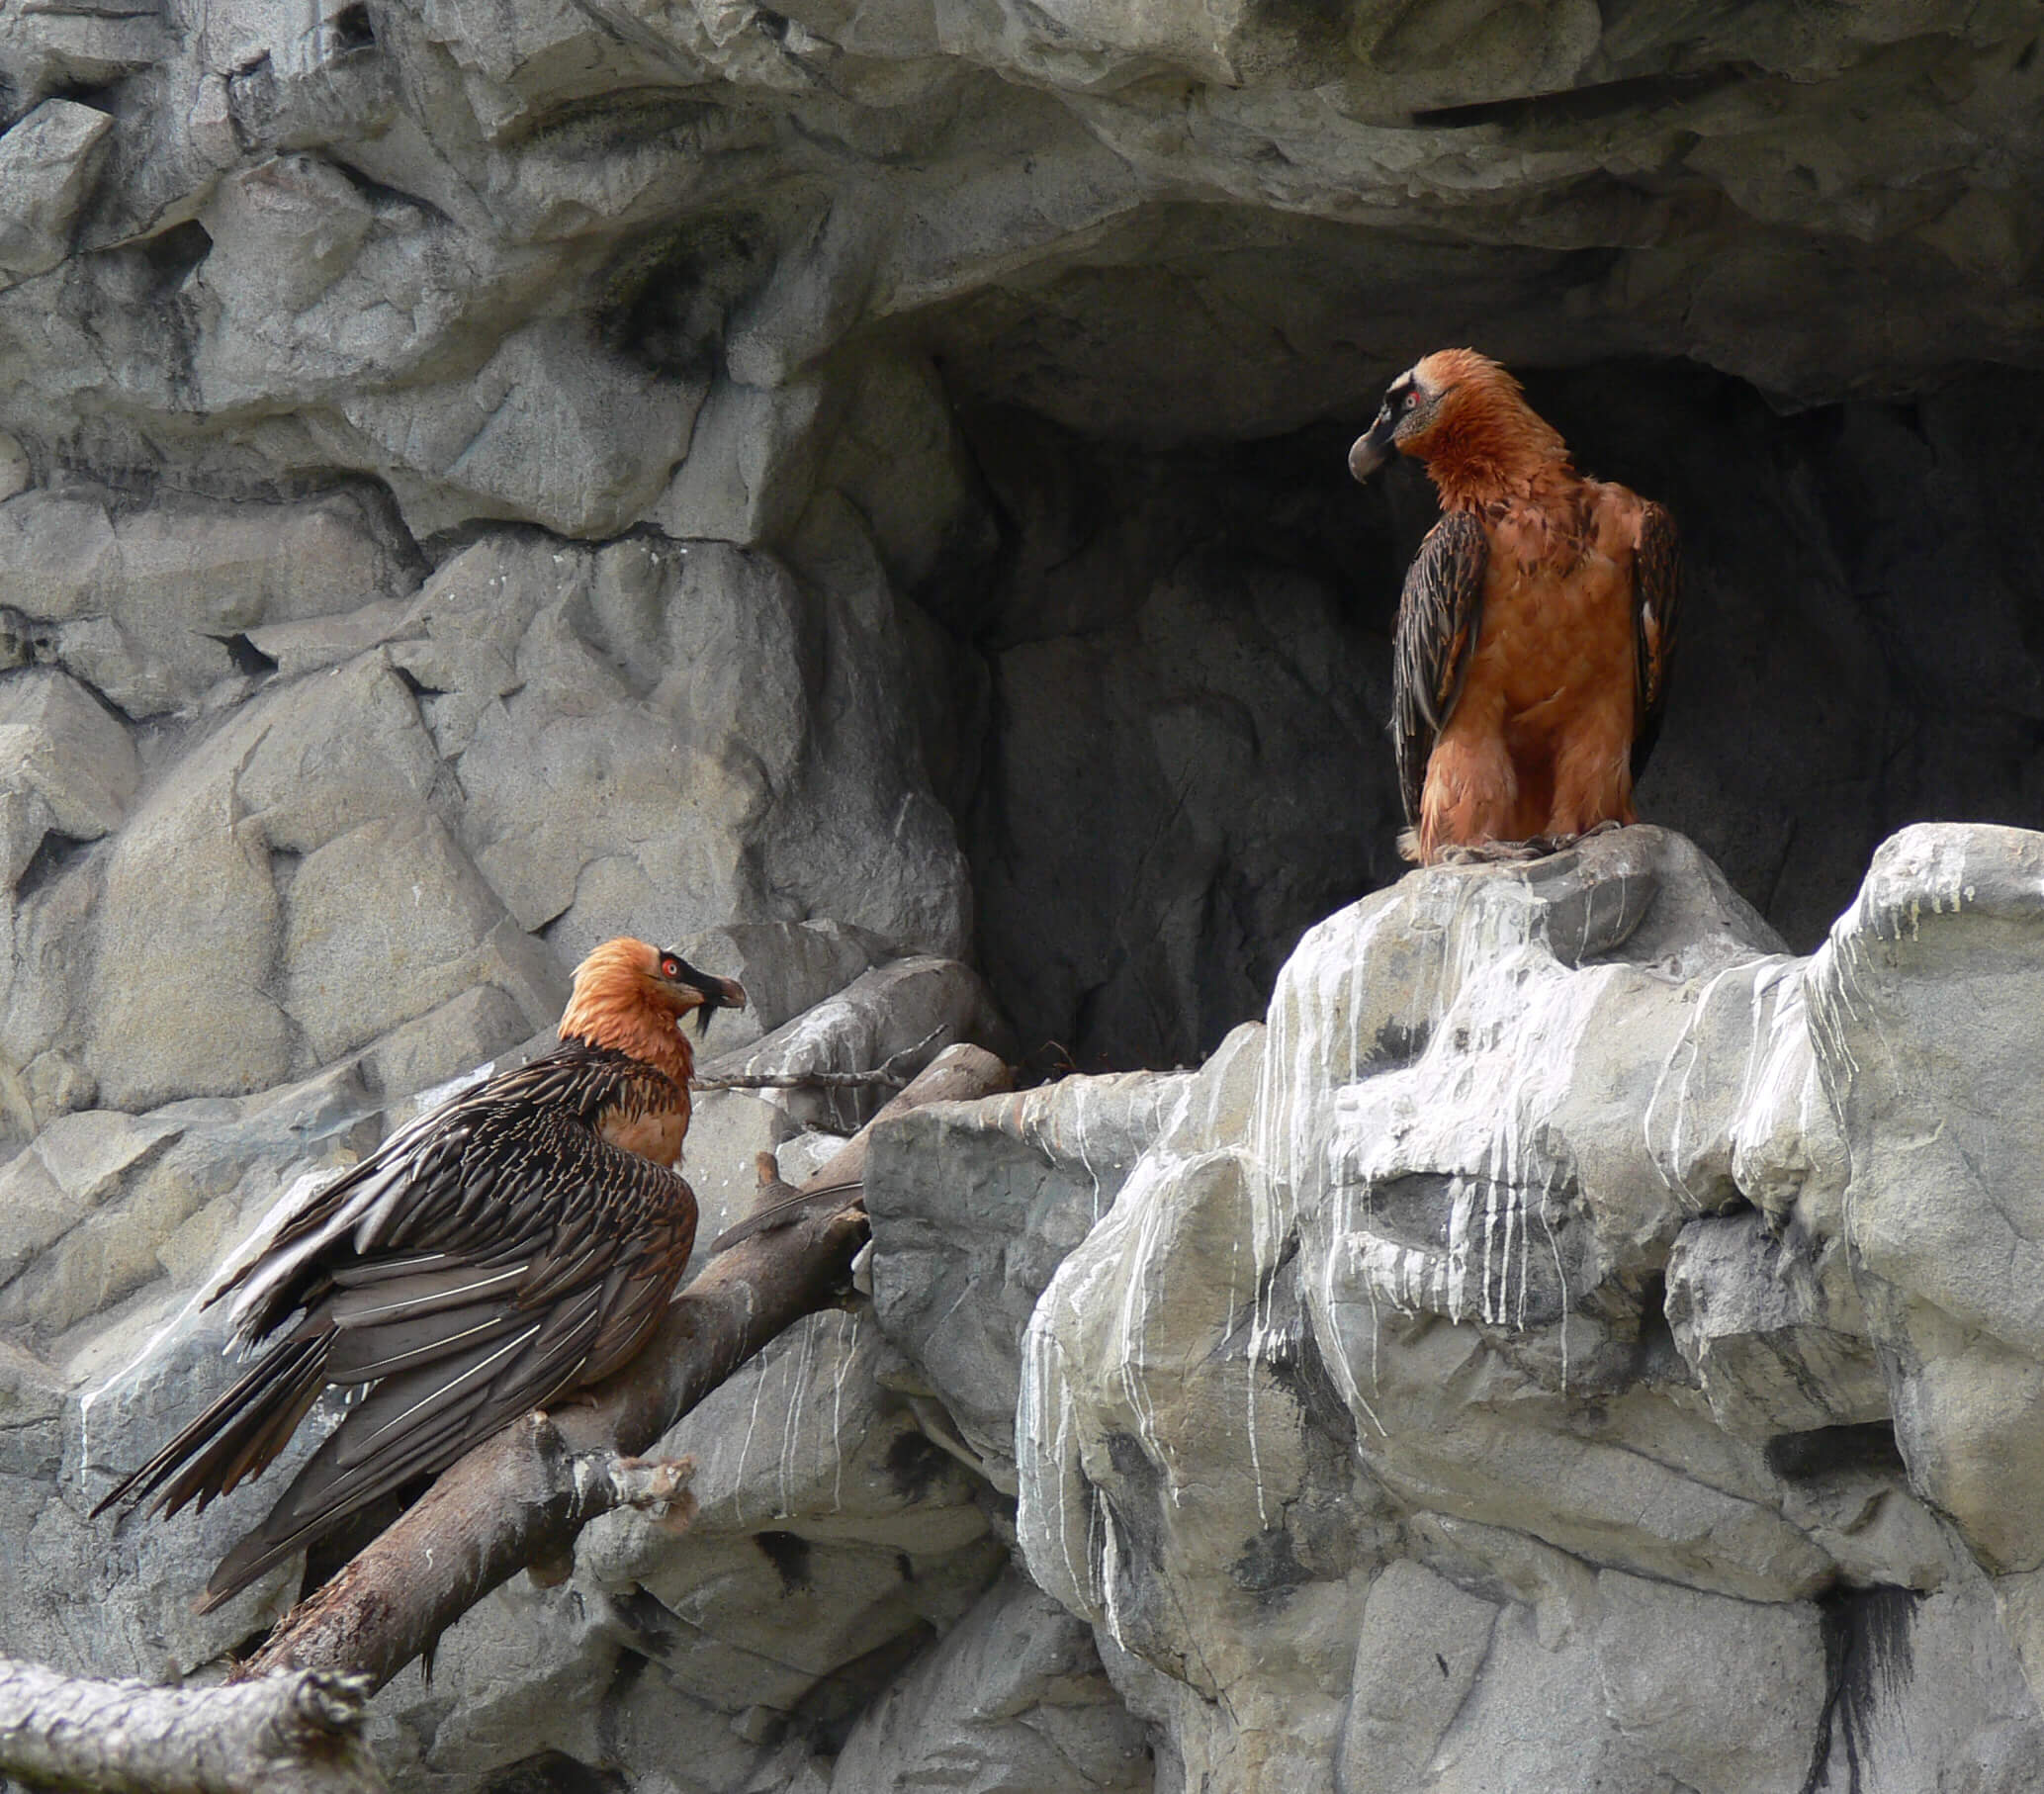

{"left": 1349, "top": 407, "right": 1398, "bottom": 482}
{"left": 663, "top": 954, "right": 748, "bottom": 1036}
{"left": 692, "top": 972, "right": 748, "bottom": 1037}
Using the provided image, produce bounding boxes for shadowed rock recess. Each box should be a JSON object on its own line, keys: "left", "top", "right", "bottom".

{"left": 4, "top": 0, "right": 2044, "bottom": 1789}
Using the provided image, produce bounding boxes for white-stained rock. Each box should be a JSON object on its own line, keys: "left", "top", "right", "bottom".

{"left": 866, "top": 1064, "right": 1197, "bottom": 1482}
{"left": 1008, "top": 824, "right": 2044, "bottom": 1787}
{"left": 1807, "top": 826, "right": 2044, "bottom": 1581}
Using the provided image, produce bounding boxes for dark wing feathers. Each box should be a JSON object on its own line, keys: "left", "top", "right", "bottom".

{"left": 96, "top": 1038, "right": 698, "bottom": 1613}
{"left": 1391, "top": 511, "right": 1488, "bottom": 827}
{"left": 1631, "top": 500, "right": 1680, "bottom": 781}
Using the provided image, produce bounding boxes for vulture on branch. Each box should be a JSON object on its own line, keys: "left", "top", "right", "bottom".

{"left": 95, "top": 939, "right": 746, "bottom": 1612}
{"left": 1350, "top": 348, "right": 1680, "bottom": 865}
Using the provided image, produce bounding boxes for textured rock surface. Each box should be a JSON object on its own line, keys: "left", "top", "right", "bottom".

{"left": 3, "top": 0, "right": 2044, "bottom": 1788}
{"left": 0, "top": 0, "right": 2036, "bottom": 1069}
{"left": 1011, "top": 824, "right": 2044, "bottom": 1792}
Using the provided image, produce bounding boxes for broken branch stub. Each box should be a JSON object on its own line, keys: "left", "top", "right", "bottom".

{"left": 236, "top": 1042, "right": 1011, "bottom": 1692}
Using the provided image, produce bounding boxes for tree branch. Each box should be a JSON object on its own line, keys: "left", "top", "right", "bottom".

{"left": 690, "top": 1068, "right": 910, "bottom": 1092}
{"left": 689, "top": 1026, "right": 946, "bottom": 1093}
{"left": 0, "top": 1658, "right": 385, "bottom": 1793}
{"left": 235, "top": 1043, "right": 1010, "bottom": 1693}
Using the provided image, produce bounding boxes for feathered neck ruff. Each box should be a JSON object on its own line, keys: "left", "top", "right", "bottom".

{"left": 1408, "top": 349, "right": 1575, "bottom": 511}
{"left": 559, "top": 939, "right": 693, "bottom": 1089}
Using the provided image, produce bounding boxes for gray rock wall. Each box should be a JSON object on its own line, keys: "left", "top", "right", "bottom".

{"left": 1005, "top": 825, "right": 2044, "bottom": 1793}
{"left": 3, "top": 0, "right": 2044, "bottom": 1788}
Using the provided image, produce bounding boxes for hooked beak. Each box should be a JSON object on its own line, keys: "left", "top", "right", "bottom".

{"left": 690, "top": 973, "right": 748, "bottom": 1037}
{"left": 1349, "top": 408, "right": 1397, "bottom": 482}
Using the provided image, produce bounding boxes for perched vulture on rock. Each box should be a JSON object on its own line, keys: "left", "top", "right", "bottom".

{"left": 95, "top": 939, "right": 745, "bottom": 1612}
{"left": 1350, "top": 347, "right": 1679, "bottom": 865}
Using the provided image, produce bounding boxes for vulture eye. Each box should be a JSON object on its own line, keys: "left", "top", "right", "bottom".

{"left": 661, "top": 956, "right": 681, "bottom": 979}
{"left": 1403, "top": 390, "right": 1420, "bottom": 410}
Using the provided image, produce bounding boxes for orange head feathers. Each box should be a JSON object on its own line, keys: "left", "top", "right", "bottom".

{"left": 1349, "top": 348, "right": 1571, "bottom": 509}
{"left": 559, "top": 939, "right": 748, "bottom": 1086}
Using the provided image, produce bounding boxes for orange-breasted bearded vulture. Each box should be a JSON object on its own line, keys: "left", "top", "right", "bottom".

{"left": 1349, "top": 347, "right": 1679, "bottom": 865}
{"left": 95, "top": 939, "right": 746, "bottom": 1612}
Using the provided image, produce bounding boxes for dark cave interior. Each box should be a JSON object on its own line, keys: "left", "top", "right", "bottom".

{"left": 913, "top": 356, "right": 2044, "bottom": 1072}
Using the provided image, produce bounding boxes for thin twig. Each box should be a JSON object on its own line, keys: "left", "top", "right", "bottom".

{"left": 691, "top": 1069, "right": 911, "bottom": 1091}
{"left": 690, "top": 1026, "right": 946, "bottom": 1094}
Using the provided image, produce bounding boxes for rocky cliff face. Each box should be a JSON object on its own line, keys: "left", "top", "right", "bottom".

{"left": 3, "top": 0, "right": 2044, "bottom": 1789}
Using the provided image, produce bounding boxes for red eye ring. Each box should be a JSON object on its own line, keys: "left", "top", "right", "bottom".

{"left": 661, "top": 956, "right": 680, "bottom": 979}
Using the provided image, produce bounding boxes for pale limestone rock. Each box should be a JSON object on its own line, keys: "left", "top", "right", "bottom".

{"left": 1593, "top": 1570, "right": 1826, "bottom": 1794}
{"left": 1664, "top": 1210, "right": 1887, "bottom": 1439}
{"left": 280, "top": 808, "right": 515, "bottom": 1062}
{"left": 703, "top": 955, "right": 1013, "bottom": 1132}
{"left": 1335, "top": 1561, "right": 1497, "bottom": 1794}
{"left": 0, "top": 102, "right": 112, "bottom": 277}
{"left": 336, "top": 318, "right": 705, "bottom": 539}
{"left": 828, "top": 1569, "right": 1151, "bottom": 1793}
{"left": 0, "top": 433, "right": 29, "bottom": 503}
{"left": 353, "top": 982, "right": 534, "bottom": 1106}
{"left": 83, "top": 778, "right": 297, "bottom": 1111}
{"left": 0, "top": 487, "right": 420, "bottom": 717}
{"left": 650, "top": 375, "right": 831, "bottom": 549}
{"left": 0, "top": 1110, "right": 184, "bottom": 1288}
{"left": 393, "top": 531, "right": 971, "bottom": 963}
{"left": 866, "top": 1065, "right": 1197, "bottom": 1483}
{"left": 0, "top": 667, "right": 136, "bottom": 886}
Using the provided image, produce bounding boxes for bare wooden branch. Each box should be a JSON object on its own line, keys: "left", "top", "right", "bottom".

{"left": 0, "top": 1657, "right": 385, "bottom": 1793}
{"left": 236, "top": 1042, "right": 1010, "bottom": 1694}
{"left": 689, "top": 1027, "right": 945, "bottom": 1093}
{"left": 689, "top": 1068, "right": 911, "bottom": 1092}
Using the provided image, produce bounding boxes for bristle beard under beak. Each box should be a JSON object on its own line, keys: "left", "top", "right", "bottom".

{"left": 693, "top": 976, "right": 749, "bottom": 1036}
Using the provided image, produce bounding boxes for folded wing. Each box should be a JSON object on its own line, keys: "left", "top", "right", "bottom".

{"left": 1391, "top": 510, "right": 1489, "bottom": 828}
{"left": 94, "top": 1043, "right": 697, "bottom": 1612}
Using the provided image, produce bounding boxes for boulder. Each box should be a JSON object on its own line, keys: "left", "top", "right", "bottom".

{"left": 865, "top": 1062, "right": 1201, "bottom": 1482}
{"left": 828, "top": 1569, "right": 1151, "bottom": 1792}
{"left": 1013, "top": 825, "right": 2044, "bottom": 1786}
{"left": 702, "top": 954, "right": 1014, "bottom": 1132}
{"left": 0, "top": 102, "right": 113, "bottom": 277}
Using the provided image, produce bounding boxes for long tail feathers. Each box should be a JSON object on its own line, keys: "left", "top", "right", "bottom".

{"left": 91, "top": 1335, "right": 329, "bottom": 1526}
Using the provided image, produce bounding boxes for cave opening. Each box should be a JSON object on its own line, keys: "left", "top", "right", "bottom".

{"left": 897, "top": 326, "right": 2044, "bottom": 1073}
